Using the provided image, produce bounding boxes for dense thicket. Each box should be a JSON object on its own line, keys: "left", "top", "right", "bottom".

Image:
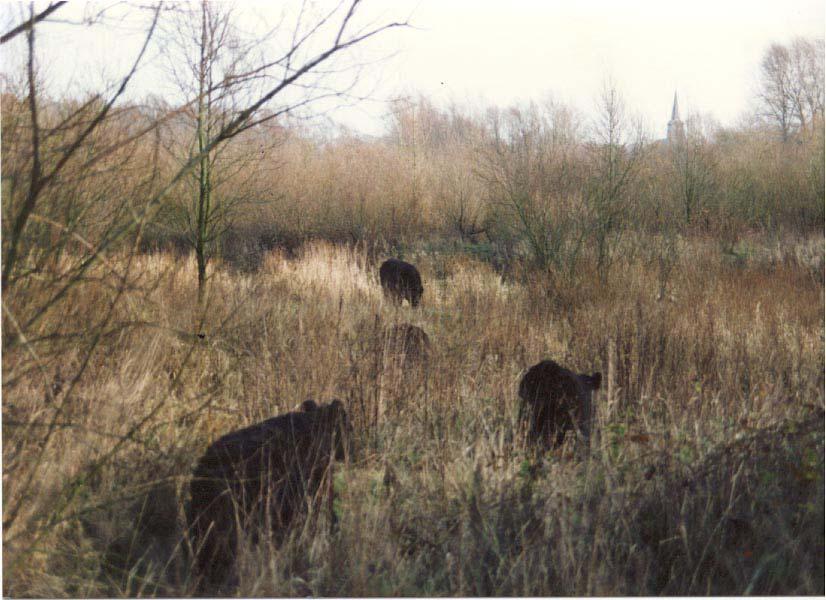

{"left": 6, "top": 89, "right": 822, "bottom": 281}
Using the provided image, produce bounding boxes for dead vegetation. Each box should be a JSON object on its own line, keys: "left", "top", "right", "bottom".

{"left": 1, "top": 7, "right": 822, "bottom": 594}
{"left": 2, "top": 239, "right": 822, "bottom": 596}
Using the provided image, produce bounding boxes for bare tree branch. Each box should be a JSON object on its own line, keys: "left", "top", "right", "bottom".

{"left": 1, "top": 4, "right": 161, "bottom": 290}
{"left": 0, "top": 1, "right": 66, "bottom": 44}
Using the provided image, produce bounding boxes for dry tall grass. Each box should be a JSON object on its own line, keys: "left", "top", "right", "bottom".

{"left": 3, "top": 234, "right": 822, "bottom": 596}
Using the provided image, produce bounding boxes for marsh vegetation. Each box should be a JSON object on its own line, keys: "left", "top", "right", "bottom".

{"left": 1, "top": 2, "right": 823, "bottom": 595}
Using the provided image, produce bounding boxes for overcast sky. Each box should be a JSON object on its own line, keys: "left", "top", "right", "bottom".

{"left": 382, "top": 0, "right": 825, "bottom": 133}
{"left": 2, "top": 0, "right": 824, "bottom": 137}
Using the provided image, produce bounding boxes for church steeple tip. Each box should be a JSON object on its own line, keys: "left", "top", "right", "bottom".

{"left": 671, "top": 91, "right": 680, "bottom": 122}
{"left": 667, "top": 90, "right": 685, "bottom": 145}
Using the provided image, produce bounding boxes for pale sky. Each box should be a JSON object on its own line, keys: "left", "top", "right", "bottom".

{"left": 360, "top": 0, "right": 825, "bottom": 135}
{"left": 1, "top": 0, "right": 824, "bottom": 137}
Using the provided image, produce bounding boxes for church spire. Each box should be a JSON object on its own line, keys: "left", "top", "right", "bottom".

{"left": 670, "top": 91, "right": 680, "bottom": 121}
{"left": 667, "top": 90, "right": 685, "bottom": 146}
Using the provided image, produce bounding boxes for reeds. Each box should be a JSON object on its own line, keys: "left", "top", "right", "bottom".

{"left": 3, "top": 237, "right": 822, "bottom": 596}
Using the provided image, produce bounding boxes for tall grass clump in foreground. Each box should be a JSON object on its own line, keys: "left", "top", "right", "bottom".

{"left": 3, "top": 236, "right": 822, "bottom": 597}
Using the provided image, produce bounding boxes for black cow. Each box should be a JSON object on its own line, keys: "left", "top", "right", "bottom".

{"left": 518, "top": 360, "right": 601, "bottom": 450}
{"left": 379, "top": 259, "right": 424, "bottom": 307}
{"left": 188, "top": 400, "right": 351, "bottom": 591}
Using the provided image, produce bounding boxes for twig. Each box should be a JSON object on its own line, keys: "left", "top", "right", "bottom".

{"left": 0, "top": 1, "right": 67, "bottom": 44}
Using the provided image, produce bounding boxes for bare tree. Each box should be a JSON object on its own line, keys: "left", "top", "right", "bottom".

{"left": 159, "top": 0, "right": 271, "bottom": 301}
{"left": 585, "top": 80, "right": 646, "bottom": 281}
{"left": 760, "top": 43, "right": 795, "bottom": 140}
{"left": 2, "top": 0, "right": 406, "bottom": 572}
{"left": 476, "top": 99, "right": 585, "bottom": 271}
{"left": 789, "top": 37, "right": 825, "bottom": 131}
{"left": 390, "top": 96, "right": 488, "bottom": 243}
{"left": 758, "top": 37, "right": 825, "bottom": 140}
{"left": 669, "top": 111, "right": 719, "bottom": 225}
{"left": 154, "top": 0, "right": 407, "bottom": 301}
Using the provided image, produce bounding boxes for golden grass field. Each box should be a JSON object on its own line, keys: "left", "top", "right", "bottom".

{"left": 2, "top": 234, "right": 823, "bottom": 596}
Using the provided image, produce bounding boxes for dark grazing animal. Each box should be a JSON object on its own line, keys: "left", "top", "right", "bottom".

{"left": 384, "top": 323, "right": 431, "bottom": 363}
{"left": 188, "top": 400, "right": 351, "bottom": 590}
{"left": 379, "top": 259, "right": 424, "bottom": 307}
{"left": 518, "top": 360, "right": 602, "bottom": 450}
